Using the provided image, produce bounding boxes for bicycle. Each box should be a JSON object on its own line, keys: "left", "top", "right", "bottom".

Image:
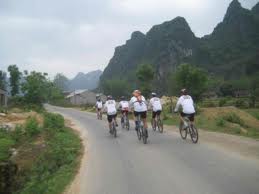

{"left": 136, "top": 114, "right": 148, "bottom": 144}
{"left": 109, "top": 116, "right": 117, "bottom": 138}
{"left": 121, "top": 111, "right": 130, "bottom": 130}
{"left": 97, "top": 110, "right": 102, "bottom": 120}
{"left": 151, "top": 113, "right": 163, "bottom": 133}
{"left": 179, "top": 115, "right": 198, "bottom": 143}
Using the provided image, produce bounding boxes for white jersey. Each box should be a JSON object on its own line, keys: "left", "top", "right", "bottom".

{"left": 96, "top": 101, "right": 103, "bottom": 109}
{"left": 104, "top": 100, "right": 117, "bottom": 115}
{"left": 150, "top": 97, "right": 162, "bottom": 112}
{"left": 174, "top": 95, "right": 195, "bottom": 114}
{"left": 119, "top": 100, "right": 129, "bottom": 110}
{"left": 130, "top": 96, "right": 147, "bottom": 112}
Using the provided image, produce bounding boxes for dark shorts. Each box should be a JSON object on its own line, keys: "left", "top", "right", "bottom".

{"left": 107, "top": 114, "right": 117, "bottom": 123}
{"left": 97, "top": 108, "right": 101, "bottom": 111}
{"left": 134, "top": 111, "right": 147, "bottom": 119}
{"left": 181, "top": 112, "right": 195, "bottom": 122}
{"left": 152, "top": 110, "right": 162, "bottom": 118}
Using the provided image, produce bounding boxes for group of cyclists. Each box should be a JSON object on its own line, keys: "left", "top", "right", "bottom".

{"left": 95, "top": 88, "right": 197, "bottom": 143}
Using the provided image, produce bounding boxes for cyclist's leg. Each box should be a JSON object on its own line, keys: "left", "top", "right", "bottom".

{"left": 179, "top": 112, "right": 186, "bottom": 129}
{"left": 133, "top": 111, "right": 139, "bottom": 130}
{"left": 189, "top": 113, "right": 195, "bottom": 126}
{"left": 107, "top": 115, "right": 112, "bottom": 131}
{"left": 114, "top": 113, "right": 118, "bottom": 126}
{"left": 142, "top": 111, "right": 148, "bottom": 129}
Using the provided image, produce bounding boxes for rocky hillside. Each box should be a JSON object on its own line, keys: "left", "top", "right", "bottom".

{"left": 100, "top": 0, "right": 259, "bottom": 92}
{"left": 69, "top": 70, "right": 102, "bottom": 90}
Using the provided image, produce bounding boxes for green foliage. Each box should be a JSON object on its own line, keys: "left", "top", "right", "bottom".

{"left": 8, "top": 65, "right": 21, "bottom": 96}
{"left": 0, "top": 129, "right": 15, "bottom": 162}
{"left": 223, "top": 112, "right": 245, "bottom": 126}
{"left": 219, "top": 82, "right": 234, "bottom": 97}
{"left": 0, "top": 70, "right": 7, "bottom": 90}
{"left": 43, "top": 113, "right": 65, "bottom": 132}
{"left": 216, "top": 117, "right": 226, "bottom": 127}
{"left": 218, "top": 98, "right": 227, "bottom": 107}
{"left": 235, "top": 99, "right": 248, "bottom": 108}
{"left": 136, "top": 64, "right": 155, "bottom": 97}
{"left": 19, "top": 113, "right": 81, "bottom": 194}
{"left": 170, "top": 64, "right": 208, "bottom": 100}
{"left": 24, "top": 117, "right": 41, "bottom": 137}
{"left": 102, "top": 79, "right": 131, "bottom": 99}
{"left": 22, "top": 71, "right": 49, "bottom": 105}
{"left": 53, "top": 73, "right": 69, "bottom": 91}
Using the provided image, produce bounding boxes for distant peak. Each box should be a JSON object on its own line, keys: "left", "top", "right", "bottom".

{"left": 131, "top": 31, "right": 145, "bottom": 39}
{"left": 224, "top": 0, "right": 243, "bottom": 20}
{"left": 252, "top": 2, "right": 259, "bottom": 14}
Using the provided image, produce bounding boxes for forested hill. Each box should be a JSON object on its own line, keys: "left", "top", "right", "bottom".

{"left": 100, "top": 0, "right": 259, "bottom": 93}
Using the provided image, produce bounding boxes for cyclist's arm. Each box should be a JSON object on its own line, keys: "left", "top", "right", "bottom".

{"left": 174, "top": 97, "right": 182, "bottom": 112}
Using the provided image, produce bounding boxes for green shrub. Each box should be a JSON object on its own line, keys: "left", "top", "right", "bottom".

{"left": 11, "top": 125, "right": 25, "bottom": 142}
{"left": 44, "top": 113, "right": 65, "bottom": 131}
{"left": 216, "top": 117, "right": 226, "bottom": 127}
{"left": 232, "top": 127, "right": 242, "bottom": 134}
{"left": 235, "top": 99, "right": 248, "bottom": 108}
{"left": 218, "top": 98, "right": 227, "bottom": 107}
{"left": 223, "top": 112, "right": 245, "bottom": 126}
{"left": 0, "top": 138, "right": 15, "bottom": 162}
{"left": 25, "top": 117, "right": 41, "bottom": 137}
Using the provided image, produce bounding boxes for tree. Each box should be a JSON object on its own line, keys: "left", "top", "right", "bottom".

{"left": 0, "top": 70, "right": 7, "bottom": 90}
{"left": 8, "top": 65, "right": 21, "bottom": 96}
{"left": 53, "top": 73, "right": 69, "bottom": 91}
{"left": 136, "top": 64, "right": 155, "bottom": 97}
{"left": 102, "top": 79, "right": 130, "bottom": 100}
{"left": 170, "top": 64, "right": 208, "bottom": 100}
{"left": 22, "top": 71, "right": 49, "bottom": 105}
{"left": 249, "top": 73, "right": 259, "bottom": 107}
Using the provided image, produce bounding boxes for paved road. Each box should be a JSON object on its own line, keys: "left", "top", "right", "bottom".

{"left": 46, "top": 105, "right": 259, "bottom": 194}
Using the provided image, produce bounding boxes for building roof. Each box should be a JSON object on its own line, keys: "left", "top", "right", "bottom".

{"left": 66, "top": 89, "right": 88, "bottom": 98}
{"left": 0, "top": 89, "right": 7, "bottom": 94}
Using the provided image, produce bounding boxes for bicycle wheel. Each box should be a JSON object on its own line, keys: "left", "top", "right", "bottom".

{"left": 142, "top": 128, "right": 147, "bottom": 144}
{"left": 100, "top": 113, "right": 102, "bottom": 120}
{"left": 126, "top": 118, "right": 130, "bottom": 130}
{"left": 137, "top": 126, "right": 142, "bottom": 140}
{"left": 158, "top": 119, "right": 163, "bottom": 133}
{"left": 151, "top": 119, "right": 156, "bottom": 131}
{"left": 190, "top": 125, "right": 198, "bottom": 143}
{"left": 179, "top": 123, "right": 187, "bottom": 140}
{"left": 113, "top": 122, "right": 117, "bottom": 138}
{"left": 121, "top": 118, "right": 125, "bottom": 129}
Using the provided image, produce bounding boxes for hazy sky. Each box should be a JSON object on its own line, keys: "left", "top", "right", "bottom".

{"left": 0, "top": 0, "right": 258, "bottom": 78}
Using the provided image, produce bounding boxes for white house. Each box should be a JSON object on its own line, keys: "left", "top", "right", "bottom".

{"left": 66, "top": 90, "right": 106, "bottom": 105}
{"left": 0, "top": 89, "right": 8, "bottom": 107}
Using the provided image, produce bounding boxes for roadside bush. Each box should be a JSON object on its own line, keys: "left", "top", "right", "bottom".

{"left": 43, "top": 113, "right": 65, "bottom": 131}
{"left": 218, "top": 98, "right": 227, "bottom": 107}
{"left": 0, "top": 137, "right": 15, "bottom": 162}
{"left": 235, "top": 99, "right": 248, "bottom": 108}
{"left": 216, "top": 117, "right": 226, "bottom": 127}
{"left": 24, "top": 117, "right": 41, "bottom": 137}
{"left": 11, "top": 125, "right": 25, "bottom": 143}
{"left": 223, "top": 112, "right": 245, "bottom": 127}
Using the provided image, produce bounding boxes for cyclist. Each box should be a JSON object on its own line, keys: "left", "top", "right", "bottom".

{"left": 104, "top": 95, "right": 118, "bottom": 132}
{"left": 95, "top": 96, "right": 103, "bottom": 119}
{"left": 119, "top": 96, "right": 129, "bottom": 123}
{"left": 130, "top": 90, "right": 148, "bottom": 133}
{"left": 174, "top": 89, "right": 195, "bottom": 128}
{"left": 149, "top": 92, "right": 162, "bottom": 126}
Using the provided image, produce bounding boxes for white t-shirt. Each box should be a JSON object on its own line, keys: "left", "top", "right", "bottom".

{"left": 119, "top": 101, "right": 129, "bottom": 110}
{"left": 130, "top": 96, "right": 147, "bottom": 112}
{"left": 174, "top": 95, "right": 195, "bottom": 114}
{"left": 104, "top": 100, "right": 117, "bottom": 115}
{"left": 96, "top": 101, "right": 103, "bottom": 109}
{"left": 150, "top": 97, "right": 162, "bottom": 111}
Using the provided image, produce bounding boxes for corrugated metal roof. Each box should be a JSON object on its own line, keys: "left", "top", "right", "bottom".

{"left": 66, "top": 89, "right": 88, "bottom": 98}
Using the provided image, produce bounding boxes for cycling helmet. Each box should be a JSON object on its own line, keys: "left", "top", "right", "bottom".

{"left": 121, "top": 96, "right": 125, "bottom": 100}
{"left": 151, "top": 92, "right": 157, "bottom": 97}
{"left": 181, "top": 88, "right": 187, "bottom": 95}
{"left": 107, "top": 95, "right": 112, "bottom": 100}
{"left": 133, "top": 90, "right": 141, "bottom": 97}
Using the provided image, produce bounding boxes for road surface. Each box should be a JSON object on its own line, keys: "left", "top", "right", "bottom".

{"left": 46, "top": 105, "right": 259, "bottom": 194}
